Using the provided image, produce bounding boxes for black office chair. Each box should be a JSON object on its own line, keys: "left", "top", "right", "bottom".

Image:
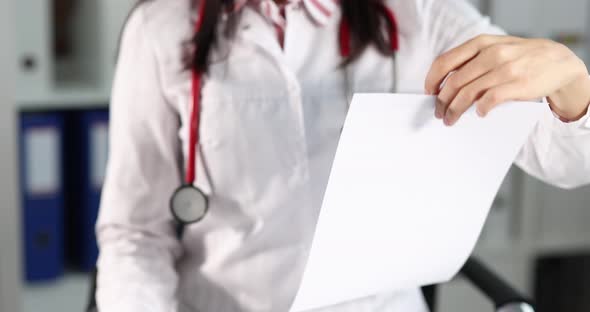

{"left": 422, "top": 257, "right": 535, "bottom": 312}
{"left": 86, "top": 257, "right": 535, "bottom": 312}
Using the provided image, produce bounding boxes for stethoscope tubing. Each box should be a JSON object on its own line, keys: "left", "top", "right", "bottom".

{"left": 172, "top": 1, "right": 400, "bottom": 238}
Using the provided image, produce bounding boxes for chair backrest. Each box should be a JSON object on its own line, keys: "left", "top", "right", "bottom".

{"left": 421, "top": 285, "right": 438, "bottom": 311}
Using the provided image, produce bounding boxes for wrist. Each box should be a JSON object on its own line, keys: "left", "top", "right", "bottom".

{"left": 548, "top": 74, "right": 590, "bottom": 121}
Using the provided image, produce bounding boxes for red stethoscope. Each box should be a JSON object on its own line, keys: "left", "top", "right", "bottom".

{"left": 170, "top": 1, "right": 399, "bottom": 227}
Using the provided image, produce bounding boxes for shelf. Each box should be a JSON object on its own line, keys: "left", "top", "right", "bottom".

{"left": 17, "top": 85, "right": 110, "bottom": 110}
{"left": 535, "top": 235, "right": 590, "bottom": 255}
{"left": 23, "top": 272, "right": 91, "bottom": 312}
{"left": 473, "top": 240, "right": 531, "bottom": 259}
{"left": 13, "top": 0, "right": 135, "bottom": 109}
{"left": 473, "top": 234, "right": 590, "bottom": 259}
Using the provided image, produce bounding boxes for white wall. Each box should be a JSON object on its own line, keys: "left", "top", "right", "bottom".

{"left": 14, "top": 0, "right": 135, "bottom": 107}
{"left": 0, "top": 0, "right": 22, "bottom": 310}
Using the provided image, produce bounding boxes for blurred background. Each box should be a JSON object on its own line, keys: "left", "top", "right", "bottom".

{"left": 1, "top": 0, "right": 590, "bottom": 311}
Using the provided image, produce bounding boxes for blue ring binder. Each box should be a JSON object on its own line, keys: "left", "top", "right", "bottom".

{"left": 65, "top": 109, "right": 109, "bottom": 271}
{"left": 19, "top": 112, "right": 65, "bottom": 282}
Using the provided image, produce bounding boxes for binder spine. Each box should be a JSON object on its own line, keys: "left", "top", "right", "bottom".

{"left": 65, "top": 109, "right": 109, "bottom": 271}
{"left": 81, "top": 110, "right": 109, "bottom": 270}
{"left": 19, "top": 113, "right": 65, "bottom": 282}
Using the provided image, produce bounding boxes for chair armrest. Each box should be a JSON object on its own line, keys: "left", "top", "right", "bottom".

{"left": 459, "top": 257, "right": 535, "bottom": 312}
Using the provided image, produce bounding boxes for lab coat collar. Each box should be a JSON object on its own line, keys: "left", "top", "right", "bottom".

{"left": 238, "top": 7, "right": 286, "bottom": 65}
{"left": 231, "top": 0, "right": 338, "bottom": 27}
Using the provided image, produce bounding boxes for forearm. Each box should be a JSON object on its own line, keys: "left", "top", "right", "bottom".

{"left": 96, "top": 227, "right": 181, "bottom": 312}
{"left": 547, "top": 74, "right": 590, "bottom": 121}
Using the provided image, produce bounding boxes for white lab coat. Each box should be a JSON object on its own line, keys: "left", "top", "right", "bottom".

{"left": 96, "top": 0, "right": 590, "bottom": 311}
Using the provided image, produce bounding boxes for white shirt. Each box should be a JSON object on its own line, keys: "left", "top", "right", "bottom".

{"left": 96, "top": 0, "right": 590, "bottom": 311}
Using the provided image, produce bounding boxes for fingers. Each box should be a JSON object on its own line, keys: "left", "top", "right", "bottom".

{"left": 436, "top": 43, "right": 526, "bottom": 107}
{"left": 426, "top": 35, "right": 587, "bottom": 125}
{"left": 441, "top": 61, "right": 526, "bottom": 126}
{"left": 477, "top": 82, "right": 527, "bottom": 117}
{"left": 441, "top": 70, "right": 505, "bottom": 125}
{"left": 425, "top": 35, "right": 521, "bottom": 95}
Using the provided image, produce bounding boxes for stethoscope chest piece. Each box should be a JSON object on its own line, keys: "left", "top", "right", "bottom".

{"left": 170, "top": 185, "right": 209, "bottom": 224}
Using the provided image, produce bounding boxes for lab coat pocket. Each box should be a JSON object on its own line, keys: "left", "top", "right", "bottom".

{"left": 197, "top": 94, "right": 307, "bottom": 211}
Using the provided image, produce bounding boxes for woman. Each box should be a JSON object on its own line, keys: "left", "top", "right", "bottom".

{"left": 96, "top": 0, "right": 590, "bottom": 311}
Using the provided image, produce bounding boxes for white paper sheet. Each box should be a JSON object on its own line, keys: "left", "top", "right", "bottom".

{"left": 290, "top": 94, "right": 545, "bottom": 312}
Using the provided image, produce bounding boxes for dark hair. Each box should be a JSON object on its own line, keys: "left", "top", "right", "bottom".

{"left": 135, "top": 0, "right": 395, "bottom": 73}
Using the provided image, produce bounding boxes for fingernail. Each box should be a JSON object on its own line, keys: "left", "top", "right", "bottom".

{"left": 444, "top": 113, "right": 458, "bottom": 126}
{"left": 435, "top": 110, "right": 442, "bottom": 119}
{"left": 476, "top": 108, "right": 486, "bottom": 118}
{"left": 443, "top": 116, "right": 452, "bottom": 126}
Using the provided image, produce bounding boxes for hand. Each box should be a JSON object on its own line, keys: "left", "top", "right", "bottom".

{"left": 425, "top": 34, "right": 590, "bottom": 126}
